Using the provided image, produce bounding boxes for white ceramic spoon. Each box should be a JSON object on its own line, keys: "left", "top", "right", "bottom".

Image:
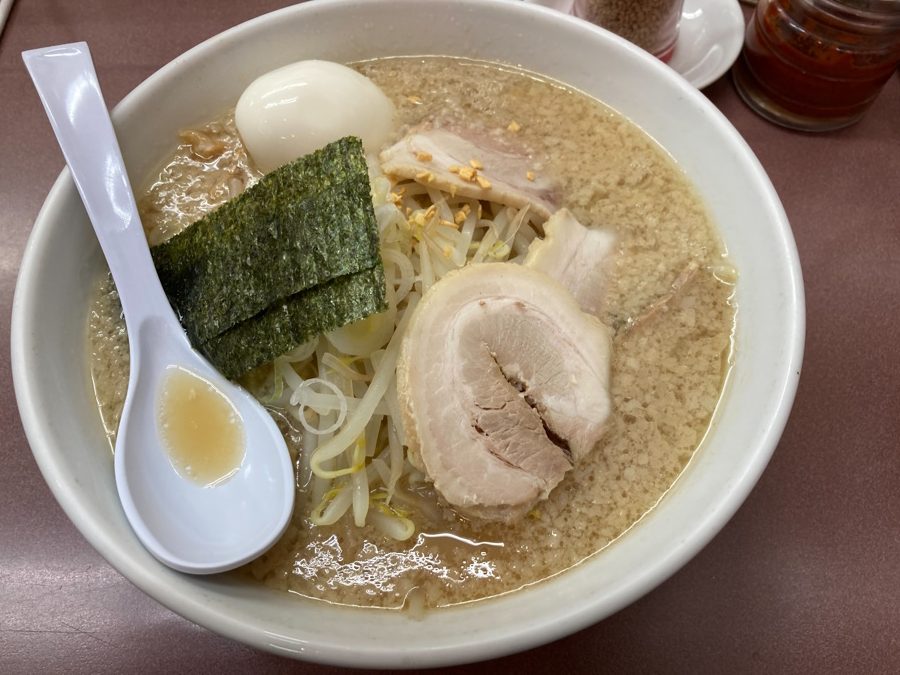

{"left": 23, "top": 42, "right": 295, "bottom": 574}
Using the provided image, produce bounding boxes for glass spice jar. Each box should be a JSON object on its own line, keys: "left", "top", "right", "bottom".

{"left": 573, "top": 0, "right": 686, "bottom": 62}
{"left": 733, "top": 0, "right": 900, "bottom": 131}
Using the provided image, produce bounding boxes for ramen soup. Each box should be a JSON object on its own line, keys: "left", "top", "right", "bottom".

{"left": 88, "top": 57, "right": 736, "bottom": 610}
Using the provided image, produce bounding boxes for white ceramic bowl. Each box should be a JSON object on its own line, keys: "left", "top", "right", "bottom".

{"left": 12, "top": 0, "right": 804, "bottom": 667}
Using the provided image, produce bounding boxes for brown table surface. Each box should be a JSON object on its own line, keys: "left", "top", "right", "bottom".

{"left": 2, "top": 1, "right": 899, "bottom": 672}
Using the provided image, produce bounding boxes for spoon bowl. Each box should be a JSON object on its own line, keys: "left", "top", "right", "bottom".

{"left": 117, "top": 316, "right": 295, "bottom": 574}
{"left": 23, "top": 42, "right": 295, "bottom": 575}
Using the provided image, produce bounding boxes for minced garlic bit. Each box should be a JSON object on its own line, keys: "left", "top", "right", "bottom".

{"left": 526, "top": 171, "right": 536, "bottom": 182}
{"left": 507, "top": 120, "right": 521, "bottom": 132}
{"left": 408, "top": 204, "right": 443, "bottom": 240}
{"left": 448, "top": 160, "right": 491, "bottom": 189}
{"left": 406, "top": 95, "right": 423, "bottom": 104}
{"left": 416, "top": 169, "right": 435, "bottom": 183}
{"left": 454, "top": 203, "right": 472, "bottom": 225}
{"left": 388, "top": 191, "right": 403, "bottom": 204}
{"left": 415, "top": 150, "right": 433, "bottom": 162}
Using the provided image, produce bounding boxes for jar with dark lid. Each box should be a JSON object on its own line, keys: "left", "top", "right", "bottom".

{"left": 733, "top": 0, "right": 900, "bottom": 131}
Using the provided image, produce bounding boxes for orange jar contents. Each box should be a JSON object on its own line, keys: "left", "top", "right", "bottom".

{"left": 733, "top": 0, "right": 900, "bottom": 131}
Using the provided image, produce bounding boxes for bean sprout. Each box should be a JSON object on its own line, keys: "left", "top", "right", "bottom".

{"left": 291, "top": 378, "right": 347, "bottom": 435}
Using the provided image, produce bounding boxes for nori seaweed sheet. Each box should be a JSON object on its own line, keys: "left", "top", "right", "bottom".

{"left": 151, "top": 136, "right": 380, "bottom": 344}
{"left": 201, "top": 265, "right": 387, "bottom": 380}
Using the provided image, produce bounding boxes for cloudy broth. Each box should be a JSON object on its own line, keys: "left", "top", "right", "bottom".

{"left": 88, "top": 57, "right": 736, "bottom": 609}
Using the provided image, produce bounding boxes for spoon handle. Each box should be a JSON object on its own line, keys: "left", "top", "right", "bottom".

{"left": 23, "top": 42, "right": 171, "bottom": 327}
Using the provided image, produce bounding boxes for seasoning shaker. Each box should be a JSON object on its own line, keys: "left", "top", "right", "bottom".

{"left": 733, "top": 0, "right": 900, "bottom": 131}
{"left": 573, "top": 0, "right": 686, "bottom": 62}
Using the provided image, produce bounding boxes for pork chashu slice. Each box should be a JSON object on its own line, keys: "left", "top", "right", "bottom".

{"left": 379, "top": 127, "right": 559, "bottom": 220}
{"left": 397, "top": 263, "right": 612, "bottom": 522}
{"left": 525, "top": 208, "right": 616, "bottom": 318}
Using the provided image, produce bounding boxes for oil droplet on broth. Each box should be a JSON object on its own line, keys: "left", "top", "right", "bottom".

{"left": 158, "top": 367, "right": 245, "bottom": 486}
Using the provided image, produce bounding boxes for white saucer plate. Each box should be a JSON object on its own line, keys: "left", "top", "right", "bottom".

{"left": 522, "top": 0, "right": 745, "bottom": 89}
{"left": 670, "top": 0, "right": 746, "bottom": 89}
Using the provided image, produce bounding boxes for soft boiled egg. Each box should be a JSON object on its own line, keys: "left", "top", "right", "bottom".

{"left": 235, "top": 60, "right": 395, "bottom": 173}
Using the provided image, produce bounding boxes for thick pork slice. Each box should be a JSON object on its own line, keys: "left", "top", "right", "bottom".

{"left": 397, "top": 263, "right": 612, "bottom": 522}
{"left": 524, "top": 208, "right": 616, "bottom": 318}
{"left": 379, "top": 126, "right": 560, "bottom": 220}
